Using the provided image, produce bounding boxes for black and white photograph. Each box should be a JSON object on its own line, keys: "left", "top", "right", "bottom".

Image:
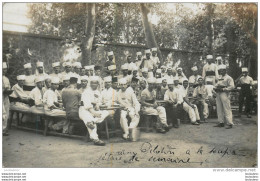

{"left": 1, "top": 1, "right": 258, "bottom": 179}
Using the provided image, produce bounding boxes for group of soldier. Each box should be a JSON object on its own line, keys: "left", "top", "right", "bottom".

{"left": 2, "top": 47, "right": 257, "bottom": 146}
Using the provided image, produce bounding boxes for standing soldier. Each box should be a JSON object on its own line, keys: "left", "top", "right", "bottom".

{"left": 61, "top": 62, "right": 74, "bottom": 77}
{"left": 84, "top": 65, "right": 91, "bottom": 77}
{"left": 125, "top": 54, "right": 136, "bottom": 75}
{"left": 214, "top": 65, "right": 235, "bottom": 129}
{"left": 164, "top": 67, "right": 175, "bottom": 81}
{"left": 151, "top": 47, "right": 160, "bottom": 68}
{"left": 141, "top": 49, "right": 155, "bottom": 71}
{"left": 79, "top": 76, "right": 109, "bottom": 146}
{"left": 119, "top": 64, "right": 131, "bottom": 85}
{"left": 161, "top": 66, "right": 167, "bottom": 77}
{"left": 188, "top": 66, "right": 201, "bottom": 87}
{"left": 202, "top": 55, "right": 219, "bottom": 85}
{"left": 35, "top": 61, "right": 48, "bottom": 79}
{"left": 139, "top": 68, "right": 149, "bottom": 86}
{"left": 104, "top": 51, "right": 115, "bottom": 75}
{"left": 79, "top": 76, "right": 88, "bottom": 93}
{"left": 94, "top": 65, "right": 104, "bottom": 91}
{"left": 236, "top": 67, "right": 254, "bottom": 118}
{"left": 24, "top": 63, "right": 35, "bottom": 95}
{"left": 50, "top": 62, "right": 62, "bottom": 82}
{"left": 176, "top": 67, "right": 187, "bottom": 85}
{"left": 3, "top": 62, "right": 11, "bottom": 136}
{"left": 135, "top": 52, "right": 143, "bottom": 69}
{"left": 117, "top": 78, "right": 141, "bottom": 140}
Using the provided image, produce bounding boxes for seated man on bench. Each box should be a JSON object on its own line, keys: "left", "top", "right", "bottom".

{"left": 30, "top": 76, "right": 45, "bottom": 114}
{"left": 10, "top": 75, "right": 32, "bottom": 113}
{"left": 79, "top": 76, "right": 109, "bottom": 146}
{"left": 43, "top": 77, "right": 68, "bottom": 133}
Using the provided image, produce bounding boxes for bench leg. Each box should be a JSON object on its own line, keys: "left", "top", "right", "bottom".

{"left": 16, "top": 112, "right": 20, "bottom": 127}
{"left": 105, "top": 119, "right": 110, "bottom": 140}
{"left": 44, "top": 118, "right": 49, "bottom": 136}
{"left": 8, "top": 111, "right": 14, "bottom": 129}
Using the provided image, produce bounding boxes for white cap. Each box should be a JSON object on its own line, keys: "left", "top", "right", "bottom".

{"left": 64, "top": 62, "right": 72, "bottom": 67}
{"left": 156, "top": 78, "right": 162, "bottom": 84}
{"left": 161, "top": 65, "right": 166, "bottom": 69}
{"left": 89, "top": 76, "right": 99, "bottom": 82}
{"left": 145, "top": 49, "right": 151, "bottom": 54}
{"left": 45, "top": 75, "right": 51, "bottom": 80}
{"left": 121, "top": 64, "right": 128, "bottom": 70}
{"left": 147, "top": 77, "right": 156, "bottom": 84}
{"left": 108, "top": 51, "right": 114, "bottom": 56}
{"left": 218, "top": 64, "right": 227, "bottom": 70}
{"left": 136, "top": 52, "right": 142, "bottom": 56}
{"left": 173, "top": 76, "right": 179, "bottom": 81}
{"left": 52, "top": 62, "right": 60, "bottom": 67}
{"left": 191, "top": 66, "right": 198, "bottom": 71}
{"left": 84, "top": 65, "right": 90, "bottom": 70}
{"left": 80, "top": 76, "right": 88, "bottom": 81}
{"left": 132, "top": 66, "right": 138, "bottom": 71}
{"left": 104, "top": 76, "right": 112, "bottom": 82}
{"left": 89, "top": 65, "right": 95, "bottom": 70}
{"left": 108, "top": 64, "right": 116, "bottom": 71}
{"left": 216, "top": 56, "right": 222, "bottom": 60}
{"left": 167, "top": 79, "right": 174, "bottom": 85}
{"left": 36, "top": 61, "right": 44, "bottom": 67}
{"left": 73, "top": 62, "right": 82, "bottom": 68}
{"left": 205, "top": 77, "right": 213, "bottom": 82}
{"left": 24, "top": 63, "right": 32, "bottom": 69}
{"left": 183, "top": 78, "right": 189, "bottom": 82}
{"left": 119, "top": 78, "right": 127, "bottom": 84}
{"left": 177, "top": 67, "right": 182, "bottom": 71}
{"left": 62, "top": 75, "right": 70, "bottom": 81}
{"left": 242, "top": 67, "right": 248, "bottom": 72}
{"left": 142, "top": 68, "right": 148, "bottom": 72}
{"left": 151, "top": 47, "right": 157, "bottom": 51}
{"left": 148, "top": 72, "right": 154, "bottom": 78}
{"left": 206, "top": 55, "right": 213, "bottom": 59}
{"left": 51, "top": 77, "right": 60, "bottom": 84}
{"left": 156, "top": 69, "right": 162, "bottom": 73}
{"left": 3, "top": 62, "right": 7, "bottom": 69}
{"left": 17, "top": 75, "right": 26, "bottom": 80}
{"left": 35, "top": 76, "right": 45, "bottom": 83}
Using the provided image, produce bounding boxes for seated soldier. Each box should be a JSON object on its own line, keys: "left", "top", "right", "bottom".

{"left": 10, "top": 75, "right": 32, "bottom": 112}
{"left": 161, "top": 78, "right": 168, "bottom": 96}
{"left": 30, "top": 76, "right": 45, "bottom": 114}
{"left": 193, "top": 77, "right": 208, "bottom": 122}
{"left": 79, "top": 76, "right": 88, "bottom": 93}
{"left": 79, "top": 76, "right": 109, "bottom": 146}
{"left": 117, "top": 78, "right": 140, "bottom": 140}
{"left": 141, "top": 77, "right": 168, "bottom": 133}
{"left": 126, "top": 77, "right": 140, "bottom": 99}
{"left": 42, "top": 76, "right": 51, "bottom": 93}
{"left": 164, "top": 79, "right": 182, "bottom": 127}
{"left": 43, "top": 77, "right": 68, "bottom": 133}
{"left": 62, "top": 77, "right": 81, "bottom": 134}
{"left": 155, "top": 78, "right": 164, "bottom": 100}
{"left": 112, "top": 76, "right": 119, "bottom": 91}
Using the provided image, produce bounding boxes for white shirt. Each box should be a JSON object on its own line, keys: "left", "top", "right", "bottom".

{"left": 10, "top": 84, "right": 29, "bottom": 99}
{"left": 43, "top": 89, "right": 61, "bottom": 109}
{"left": 239, "top": 75, "right": 253, "bottom": 85}
{"left": 151, "top": 56, "right": 160, "bottom": 67}
{"left": 101, "top": 87, "right": 118, "bottom": 105}
{"left": 30, "top": 87, "right": 44, "bottom": 106}
{"left": 81, "top": 88, "right": 102, "bottom": 110}
{"left": 117, "top": 88, "right": 140, "bottom": 111}
{"left": 202, "top": 63, "right": 219, "bottom": 78}
{"left": 205, "top": 85, "right": 214, "bottom": 97}
{"left": 164, "top": 89, "right": 183, "bottom": 104}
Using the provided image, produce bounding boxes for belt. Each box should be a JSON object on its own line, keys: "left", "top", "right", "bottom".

{"left": 23, "top": 85, "right": 35, "bottom": 91}
{"left": 206, "top": 71, "right": 215, "bottom": 76}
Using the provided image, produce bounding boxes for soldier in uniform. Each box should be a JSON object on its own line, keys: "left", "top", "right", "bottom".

{"left": 141, "top": 49, "right": 156, "bottom": 72}
{"left": 79, "top": 76, "right": 109, "bottom": 146}
{"left": 135, "top": 51, "right": 143, "bottom": 69}
{"left": 119, "top": 64, "right": 131, "bottom": 85}
{"left": 35, "top": 61, "right": 48, "bottom": 79}
{"left": 214, "top": 65, "right": 235, "bottom": 129}
{"left": 236, "top": 67, "right": 254, "bottom": 118}
{"left": 84, "top": 65, "right": 91, "bottom": 77}
{"left": 104, "top": 51, "right": 115, "bottom": 74}
{"left": 61, "top": 62, "right": 74, "bottom": 77}
{"left": 151, "top": 47, "right": 160, "bottom": 68}
{"left": 188, "top": 66, "right": 201, "bottom": 87}
{"left": 176, "top": 67, "right": 187, "bottom": 85}
{"left": 79, "top": 76, "right": 88, "bottom": 93}
{"left": 50, "top": 62, "right": 63, "bottom": 82}
{"left": 164, "top": 67, "right": 175, "bottom": 81}
{"left": 141, "top": 77, "right": 168, "bottom": 133}
{"left": 30, "top": 76, "right": 45, "bottom": 114}
{"left": 3, "top": 62, "right": 11, "bottom": 136}
{"left": 117, "top": 78, "right": 140, "bottom": 140}
{"left": 202, "top": 55, "right": 219, "bottom": 85}
{"left": 24, "top": 63, "right": 35, "bottom": 95}
{"left": 161, "top": 65, "right": 167, "bottom": 77}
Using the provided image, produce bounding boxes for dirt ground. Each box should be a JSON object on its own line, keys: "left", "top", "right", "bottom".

{"left": 2, "top": 115, "right": 257, "bottom": 168}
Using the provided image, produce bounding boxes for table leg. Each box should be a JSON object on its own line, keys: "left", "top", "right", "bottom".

{"left": 44, "top": 118, "right": 49, "bottom": 136}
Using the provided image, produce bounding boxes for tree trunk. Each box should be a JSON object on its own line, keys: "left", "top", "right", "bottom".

{"left": 81, "top": 3, "right": 96, "bottom": 66}
{"left": 140, "top": 3, "right": 163, "bottom": 63}
{"left": 206, "top": 4, "right": 214, "bottom": 54}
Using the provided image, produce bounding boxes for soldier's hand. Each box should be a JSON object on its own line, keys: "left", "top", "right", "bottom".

{"left": 93, "top": 111, "right": 102, "bottom": 118}
{"left": 86, "top": 122, "right": 95, "bottom": 130}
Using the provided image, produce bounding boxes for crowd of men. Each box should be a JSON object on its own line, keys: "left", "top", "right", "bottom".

{"left": 2, "top": 48, "right": 257, "bottom": 146}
